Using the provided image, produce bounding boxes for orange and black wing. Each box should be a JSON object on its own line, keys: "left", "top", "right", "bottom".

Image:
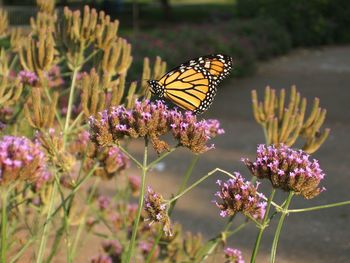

{"left": 157, "top": 54, "right": 233, "bottom": 114}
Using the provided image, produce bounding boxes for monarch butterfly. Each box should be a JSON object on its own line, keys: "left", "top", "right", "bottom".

{"left": 147, "top": 54, "right": 233, "bottom": 114}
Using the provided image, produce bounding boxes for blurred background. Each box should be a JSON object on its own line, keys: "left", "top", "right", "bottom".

{"left": 2, "top": 0, "right": 350, "bottom": 262}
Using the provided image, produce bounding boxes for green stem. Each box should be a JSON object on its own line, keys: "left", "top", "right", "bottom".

{"left": 67, "top": 112, "right": 84, "bottom": 133}
{"left": 287, "top": 200, "right": 350, "bottom": 213}
{"left": 270, "top": 191, "right": 294, "bottom": 263}
{"left": 146, "top": 147, "right": 177, "bottom": 171}
{"left": 251, "top": 189, "right": 276, "bottom": 263}
{"left": 117, "top": 144, "right": 143, "bottom": 169}
{"left": 64, "top": 68, "right": 79, "bottom": 144}
{"left": 167, "top": 168, "right": 232, "bottom": 204}
{"left": 145, "top": 154, "right": 199, "bottom": 263}
{"left": 45, "top": 165, "right": 97, "bottom": 225}
{"left": 125, "top": 137, "right": 148, "bottom": 263}
{"left": 37, "top": 182, "right": 58, "bottom": 263}
{"left": 9, "top": 54, "right": 18, "bottom": 72}
{"left": 1, "top": 189, "right": 8, "bottom": 263}
{"left": 9, "top": 238, "right": 34, "bottom": 263}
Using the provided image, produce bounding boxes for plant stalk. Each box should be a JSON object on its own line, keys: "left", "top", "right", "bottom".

{"left": 37, "top": 182, "right": 58, "bottom": 263}
{"left": 125, "top": 137, "right": 148, "bottom": 263}
{"left": 270, "top": 191, "right": 294, "bottom": 263}
{"left": 1, "top": 189, "right": 8, "bottom": 263}
{"left": 251, "top": 188, "right": 276, "bottom": 263}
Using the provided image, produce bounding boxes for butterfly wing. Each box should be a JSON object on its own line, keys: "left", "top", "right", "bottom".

{"left": 156, "top": 54, "right": 233, "bottom": 114}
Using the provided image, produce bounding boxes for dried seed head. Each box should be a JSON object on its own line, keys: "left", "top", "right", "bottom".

{"left": 251, "top": 86, "right": 329, "bottom": 153}
{"left": 36, "top": 0, "right": 56, "bottom": 15}
{"left": 242, "top": 144, "right": 326, "bottom": 199}
{"left": 0, "top": 9, "right": 8, "bottom": 38}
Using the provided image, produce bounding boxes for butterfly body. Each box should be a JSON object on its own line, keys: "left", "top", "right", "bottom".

{"left": 148, "top": 54, "right": 233, "bottom": 114}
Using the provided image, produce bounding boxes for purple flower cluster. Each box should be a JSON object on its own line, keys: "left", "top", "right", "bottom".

{"left": 214, "top": 173, "right": 266, "bottom": 220}
{"left": 224, "top": 247, "right": 245, "bottom": 263}
{"left": 105, "top": 146, "right": 130, "bottom": 173}
{"left": 18, "top": 70, "right": 39, "bottom": 86}
{"left": 144, "top": 186, "right": 172, "bottom": 236}
{"left": 0, "top": 136, "right": 47, "bottom": 185}
{"left": 242, "top": 144, "right": 326, "bottom": 199}
{"left": 89, "top": 100, "right": 224, "bottom": 153}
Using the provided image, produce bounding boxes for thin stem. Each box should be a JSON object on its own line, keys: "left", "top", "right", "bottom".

{"left": 64, "top": 68, "right": 79, "bottom": 144}
{"left": 251, "top": 189, "right": 276, "bottom": 263}
{"left": 287, "top": 200, "right": 350, "bottom": 213}
{"left": 146, "top": 147, "right": 177, "bottom": 171}
{"left": 37, "top": 182, "right": 58, "bottom": 263}
{"left": 1, "top": 189, "right": 8, "bottom": 263}
{"left": 67, "top": 112, "right": 84, "bottom": 133}
{"left": 9, "top": 238, "right": 34, "bottom": 263}
{"left": 146, "top": 154, "right": 200, "bottom": 263}
{"left": 9, "top": 54, "right": 18, "bottom": 72}
{"left": 202, "top": 216, "right": 235, "bottom": 261}
{"left": 270, "top": 191, "right": 294, "bottom": 263}
{"left": 45, "top": 165, "right": 97, "bottom": 225}
{"left": 125, "top": 137, "right": 148, "bottom": 263}
{"left": 81, "top": 49, "right": 100, "bottom": 65}
{"left": 167, "top": 168, "right": 230, "bottom": 204}
{"left": 117, "top": 144, "right": 143, "bottom": 169}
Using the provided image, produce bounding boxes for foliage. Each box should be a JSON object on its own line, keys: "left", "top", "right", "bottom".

{"left": 128, "top": 17, "right": 292, "bottom": 79}
{"left": 235, "top": 0, "right": 350, "bottom": 46}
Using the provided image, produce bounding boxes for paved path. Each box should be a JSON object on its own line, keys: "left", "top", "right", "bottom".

{"left": 142, "top": 46, "right": 350, "bottom": 262}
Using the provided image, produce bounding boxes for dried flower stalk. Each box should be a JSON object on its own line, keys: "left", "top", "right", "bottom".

{"left": 38, "top": 129, "right": 75, "bottom": 173}
{"left": 24, "top": 88, "right": 58, "bottom": 129}
{"left": 18, "top": 29, "right": 57, "bottom": 83}
{"left": 37, "top": 0, "right": 56, "bottom": 15}
{"left": 81, "top": 69, "right": 106, "bottom": 117}
{"left": 251, "top": 86, "right": 330, "bottom": 153}
{"left": 0, "top": 9, "right": 8, "bottom": 38}
{"left": 141, "top": 56, "right": 167, "bottom": 99}
{"left": 0, "top": 77, "right": 23, "bottom": 107}
{"left": 10, "top": 28, "right": 26, "bottom": 52}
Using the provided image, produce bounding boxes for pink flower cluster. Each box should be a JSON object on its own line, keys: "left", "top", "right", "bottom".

{"left": 89, "top": 100, "right": 224, "bottom": 153}
{"left": 18, "top": 70, "right": 39, "bottom": 86}
{"left": 0, "top": 136, "right": 48, "bottom": 185}
{"left": 224, "top": 247, "right": 245, "bottom": 263}
{"left": 242, "top": 144, "right": 325, "bottom": 199}
{"left": 214, "top": 173, "right": 266, "bottom": 220}
{"left": 144, "top": 186, "right": 172, "bottom": 236}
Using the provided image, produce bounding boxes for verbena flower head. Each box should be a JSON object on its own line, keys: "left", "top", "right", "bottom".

{"left": 0, "top": 136, "right": 47, "bottom": 185}
{"left": 18, "top": 70, "right": 39, "bottom": 86}
{"left": 144, "top": 186, "right": 172, "bottom": 236}
{"left": 224, "top": 247, "right": 245, "bottom": 263}
{"left": 242, "top": 144, "right": 326, "bottom": 199}
{"left": 89, "top": 100, "right": 224, "bottom": 153}
{"left": 214, "top": 173, "right": 266, "bottom": 220}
